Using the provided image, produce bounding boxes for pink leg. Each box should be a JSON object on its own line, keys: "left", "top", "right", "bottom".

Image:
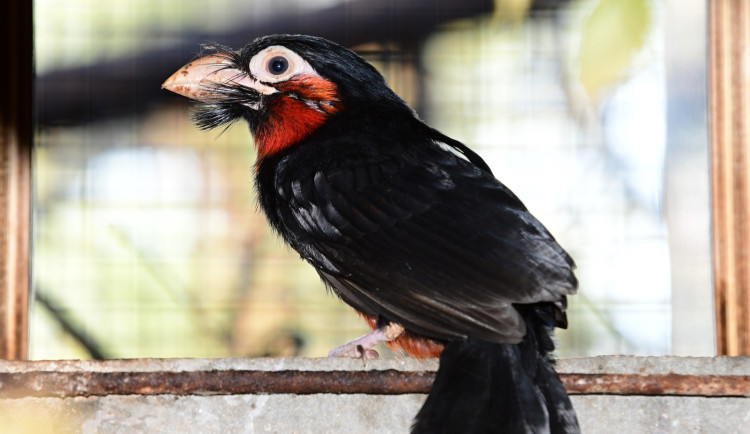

{"left": 328, "top": 322, "right": 405, "bottom": 359}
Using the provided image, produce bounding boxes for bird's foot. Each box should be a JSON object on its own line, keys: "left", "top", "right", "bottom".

{"left": 328, "top": 343, "right": 380, "bottom": 359}
{"left": 328, "top": 322, "right": 405, "bottom": 360}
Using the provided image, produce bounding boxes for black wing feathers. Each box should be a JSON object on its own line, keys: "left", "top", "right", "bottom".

{"left": 264, "top": 132, "right": 576, "bottom": 344}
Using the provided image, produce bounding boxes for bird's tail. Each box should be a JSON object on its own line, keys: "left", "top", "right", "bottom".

{"left": 411, "top": 309, "right": 579, "bottom": 434}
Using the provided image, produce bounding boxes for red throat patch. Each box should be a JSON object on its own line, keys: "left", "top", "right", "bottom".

{"left": 254, "top": 75, "right": 342, "bottom": 161}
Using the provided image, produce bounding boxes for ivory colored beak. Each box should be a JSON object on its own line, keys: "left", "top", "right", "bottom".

{"left": 162, "top": 54, "right": 247, "bottom": 101}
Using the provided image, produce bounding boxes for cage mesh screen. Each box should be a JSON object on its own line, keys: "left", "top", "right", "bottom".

{"left": 31, "top": 0, "right": 710, "bottom": 360}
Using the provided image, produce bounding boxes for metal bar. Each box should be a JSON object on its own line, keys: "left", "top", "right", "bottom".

{"left": 563, "top": 373, "right": 750, "bottom": 397}
{"left": 709, "top": 0, "right": 750, "bottom": 355}
{"left": 0, "top": 370, "right": 435, "bottom": 398}
{"left": 1, "top": 371, "right": 749, "bottom": 399}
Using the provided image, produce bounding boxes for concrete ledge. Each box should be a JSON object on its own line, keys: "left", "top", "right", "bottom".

{"left": 1, "top": 357, "right": 749, "bottom": 433}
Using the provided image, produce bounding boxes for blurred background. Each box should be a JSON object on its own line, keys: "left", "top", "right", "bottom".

{"left": 31, "top": 0, "right": 712, "bottom": 360}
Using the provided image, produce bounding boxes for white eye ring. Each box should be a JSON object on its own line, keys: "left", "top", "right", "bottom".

{"left": 248, "top": 46, "right": 319, "bottom": 84}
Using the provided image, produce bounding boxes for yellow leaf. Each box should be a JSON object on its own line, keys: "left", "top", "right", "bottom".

{"left": 579, "top": 0, "right": 651, "bottom": 99}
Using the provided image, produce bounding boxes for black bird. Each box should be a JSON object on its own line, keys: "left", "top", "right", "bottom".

{"left": 163, "top": 34, "right": 580, "bottom": 433}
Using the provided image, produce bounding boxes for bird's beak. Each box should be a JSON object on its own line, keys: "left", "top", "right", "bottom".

{"left": 162, "top": 54, "right": 268, "bottom": 102}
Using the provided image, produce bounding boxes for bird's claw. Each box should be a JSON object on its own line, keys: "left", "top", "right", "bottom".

{"left": 328, "top": 343, "right": 380, "bottom": 359}
{"left": 327, "top": 322, "right": 403, "bottom": 360}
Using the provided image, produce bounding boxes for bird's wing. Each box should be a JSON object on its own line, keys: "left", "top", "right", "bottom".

{"left": 273, "top": 141, "right": 576, "bottom": 344}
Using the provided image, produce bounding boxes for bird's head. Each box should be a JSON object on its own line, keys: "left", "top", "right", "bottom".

{"left": 162, "top": 34, "right": 411, "bottom": 160}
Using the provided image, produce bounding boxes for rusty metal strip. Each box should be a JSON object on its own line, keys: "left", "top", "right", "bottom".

{"left": 1, "top": 371, "right": 750, "bottom": 399}
{"left": 0, "top": 370, "right": 434, "bottom": 398}
{"left": 563, "top": 373, "right": 750, "bottom": 397}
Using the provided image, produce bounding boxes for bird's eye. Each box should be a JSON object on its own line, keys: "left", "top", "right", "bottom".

{"left": 249, "top": 46, "right": 317, "bottom": 84}
{"left": 268, "top": 56, "right": 289, "bottom": 75}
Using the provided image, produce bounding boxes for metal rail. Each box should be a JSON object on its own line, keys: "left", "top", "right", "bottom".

{"left": 1, "top": 370, "right": 748, "bottom": 399}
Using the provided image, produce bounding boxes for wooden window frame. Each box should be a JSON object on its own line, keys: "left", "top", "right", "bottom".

{"left": 709, "top": 0, "right": 750, "bottom": 356}
{"left": 0, "top": 0, "right": 32, "bottom": 361}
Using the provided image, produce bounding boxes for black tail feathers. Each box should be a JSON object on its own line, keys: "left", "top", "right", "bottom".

{"left": 412, "top": 312, "right": 579, "bottom": 433}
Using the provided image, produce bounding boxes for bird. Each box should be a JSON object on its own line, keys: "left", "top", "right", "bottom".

{"left": 163, "top": 34, "right": 580, "bottom": 433}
